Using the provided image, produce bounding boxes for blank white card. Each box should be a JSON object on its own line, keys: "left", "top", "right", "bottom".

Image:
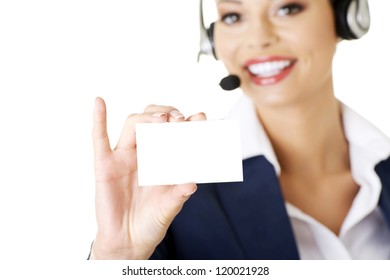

{"left": 136, "top": 120, "right": 243, "bottom": 186}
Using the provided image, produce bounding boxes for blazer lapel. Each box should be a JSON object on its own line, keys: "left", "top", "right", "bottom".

{"left": 209, "top": 155, "right": 390, "bottom": 259}
{"left": 375, "top": 156, "right": 390, "bottom": 227}
{"left": 214, "top": 156, "right": 299, "bottom": 259}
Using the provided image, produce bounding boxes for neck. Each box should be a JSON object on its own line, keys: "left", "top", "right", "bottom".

{"left": 256, "top": 88, "right": 350, "bottom": 177}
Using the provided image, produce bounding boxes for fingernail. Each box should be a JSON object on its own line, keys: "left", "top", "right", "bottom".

{"left": 170, "top": 110, "right": 184, "bottom": 120}
{"left": 194, "top": 112, "right": 206, "bottom": 119}
{"left": 183, "top": 190, "right": 196, "bottom": 197}
{"left": 95, "top": 97, "right": 105, "bottom": 112}
{"left": 153, "top": 112, "right": 167, "bottom": 118}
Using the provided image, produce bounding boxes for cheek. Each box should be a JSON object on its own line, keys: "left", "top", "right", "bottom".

{"left": 214, "top": 28, "right": 239, "bottom": 68}
{"left": 291, "top": 21, "right": 337, "bottom": 66}
{"left": 306, "top": 14, "right": 337, "bottom": 52}
{"left": 291, "top": 6, "right": 337, "bottom": 58}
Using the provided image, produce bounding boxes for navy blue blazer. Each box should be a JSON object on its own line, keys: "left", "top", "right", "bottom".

{"left": 150, "top": 155, "right": 390, "bottom": 260}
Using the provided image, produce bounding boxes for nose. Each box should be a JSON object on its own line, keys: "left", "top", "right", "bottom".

{"left": 245, "top": 16, "right": 278, "bottom": 50}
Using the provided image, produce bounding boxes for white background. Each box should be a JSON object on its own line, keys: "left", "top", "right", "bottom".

{"left": 0, "top": 0, "right": 389, "bottom": 278}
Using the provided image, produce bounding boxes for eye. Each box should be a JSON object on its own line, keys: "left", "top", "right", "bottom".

{"left": 221, "top": 13, "right": 241, "bottom": 25}
{"left": 276, "top": 3, "right": 305, "bottom": 17}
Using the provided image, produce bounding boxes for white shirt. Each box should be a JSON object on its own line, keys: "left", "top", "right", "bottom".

{"left": 226, "top": 94, "right": 390, "bottom": 259}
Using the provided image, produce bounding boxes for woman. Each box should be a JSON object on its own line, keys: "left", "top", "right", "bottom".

{"left": 89, "top": 0, "right": 390, "bottom": 259}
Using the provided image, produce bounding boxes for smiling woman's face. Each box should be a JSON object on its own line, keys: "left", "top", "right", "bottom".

{"left": 214, "top": 0, "right": 338, "bottom": 108}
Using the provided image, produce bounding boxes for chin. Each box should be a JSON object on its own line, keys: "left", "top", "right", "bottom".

{"left": 243, "top": 85, "right": 299, "bottom": 109}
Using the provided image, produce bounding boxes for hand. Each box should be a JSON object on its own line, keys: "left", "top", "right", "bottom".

{"left": 91, "top": 97, "right": 206, "bottom": 259}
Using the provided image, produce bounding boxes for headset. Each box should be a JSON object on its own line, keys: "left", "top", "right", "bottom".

{"left": 198, "top": 0, "right": 371, "bottom": 61}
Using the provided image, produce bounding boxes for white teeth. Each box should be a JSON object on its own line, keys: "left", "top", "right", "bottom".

{"left": 248, "top": 60, "right": 292, "bottom": 77}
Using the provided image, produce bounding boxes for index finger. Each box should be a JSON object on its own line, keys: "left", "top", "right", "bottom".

{"left": 93, "top": 97, "right": 111, "bottom": 159}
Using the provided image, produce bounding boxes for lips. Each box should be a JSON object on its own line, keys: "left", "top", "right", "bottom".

{"left": 244, "top": 56, "right": 297, "bottom": 86}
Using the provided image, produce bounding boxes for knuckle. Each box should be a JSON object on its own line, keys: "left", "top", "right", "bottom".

{"left": 145, "top": 104, "right": 177, "bottom": 113}
{"left": 168, "top": 107, "right": 179, "bottom": 113}
{"left": 144, "top": 104, "right": 157, "bottom": 112}
{"left": 126, "top": 113, "right": 138, "bottom": 122}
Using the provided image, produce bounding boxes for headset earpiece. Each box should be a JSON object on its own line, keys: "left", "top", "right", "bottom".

{"left": 333, "top": 0, "right": 370, "bottom": 40}
{"left": 198, "top": 0, "right": 217, "bottom": 61}
{"left": 206, "top": 23, "right": 216, "bottom": 58}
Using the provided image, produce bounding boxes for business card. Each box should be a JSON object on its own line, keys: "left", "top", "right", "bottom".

{"left": 136, "top": 120, "right": 243, "bottom": 186}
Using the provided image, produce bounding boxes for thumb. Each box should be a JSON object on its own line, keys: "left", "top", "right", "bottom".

{"left": 158, "top": 183, "right": 197, "bottom": 223}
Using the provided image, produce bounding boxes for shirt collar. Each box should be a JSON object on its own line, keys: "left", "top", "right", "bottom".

{"left": 225, "top": 94, "right": 390, "bottom": 176}
{"left": 342, "top": 103, "right": 390, "bottom": 168}
{"left": 225, "top": 94, "right": 281, "bottom": 174}
{"left": 341, "top": 104, "right": 390, "bottom": 231}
